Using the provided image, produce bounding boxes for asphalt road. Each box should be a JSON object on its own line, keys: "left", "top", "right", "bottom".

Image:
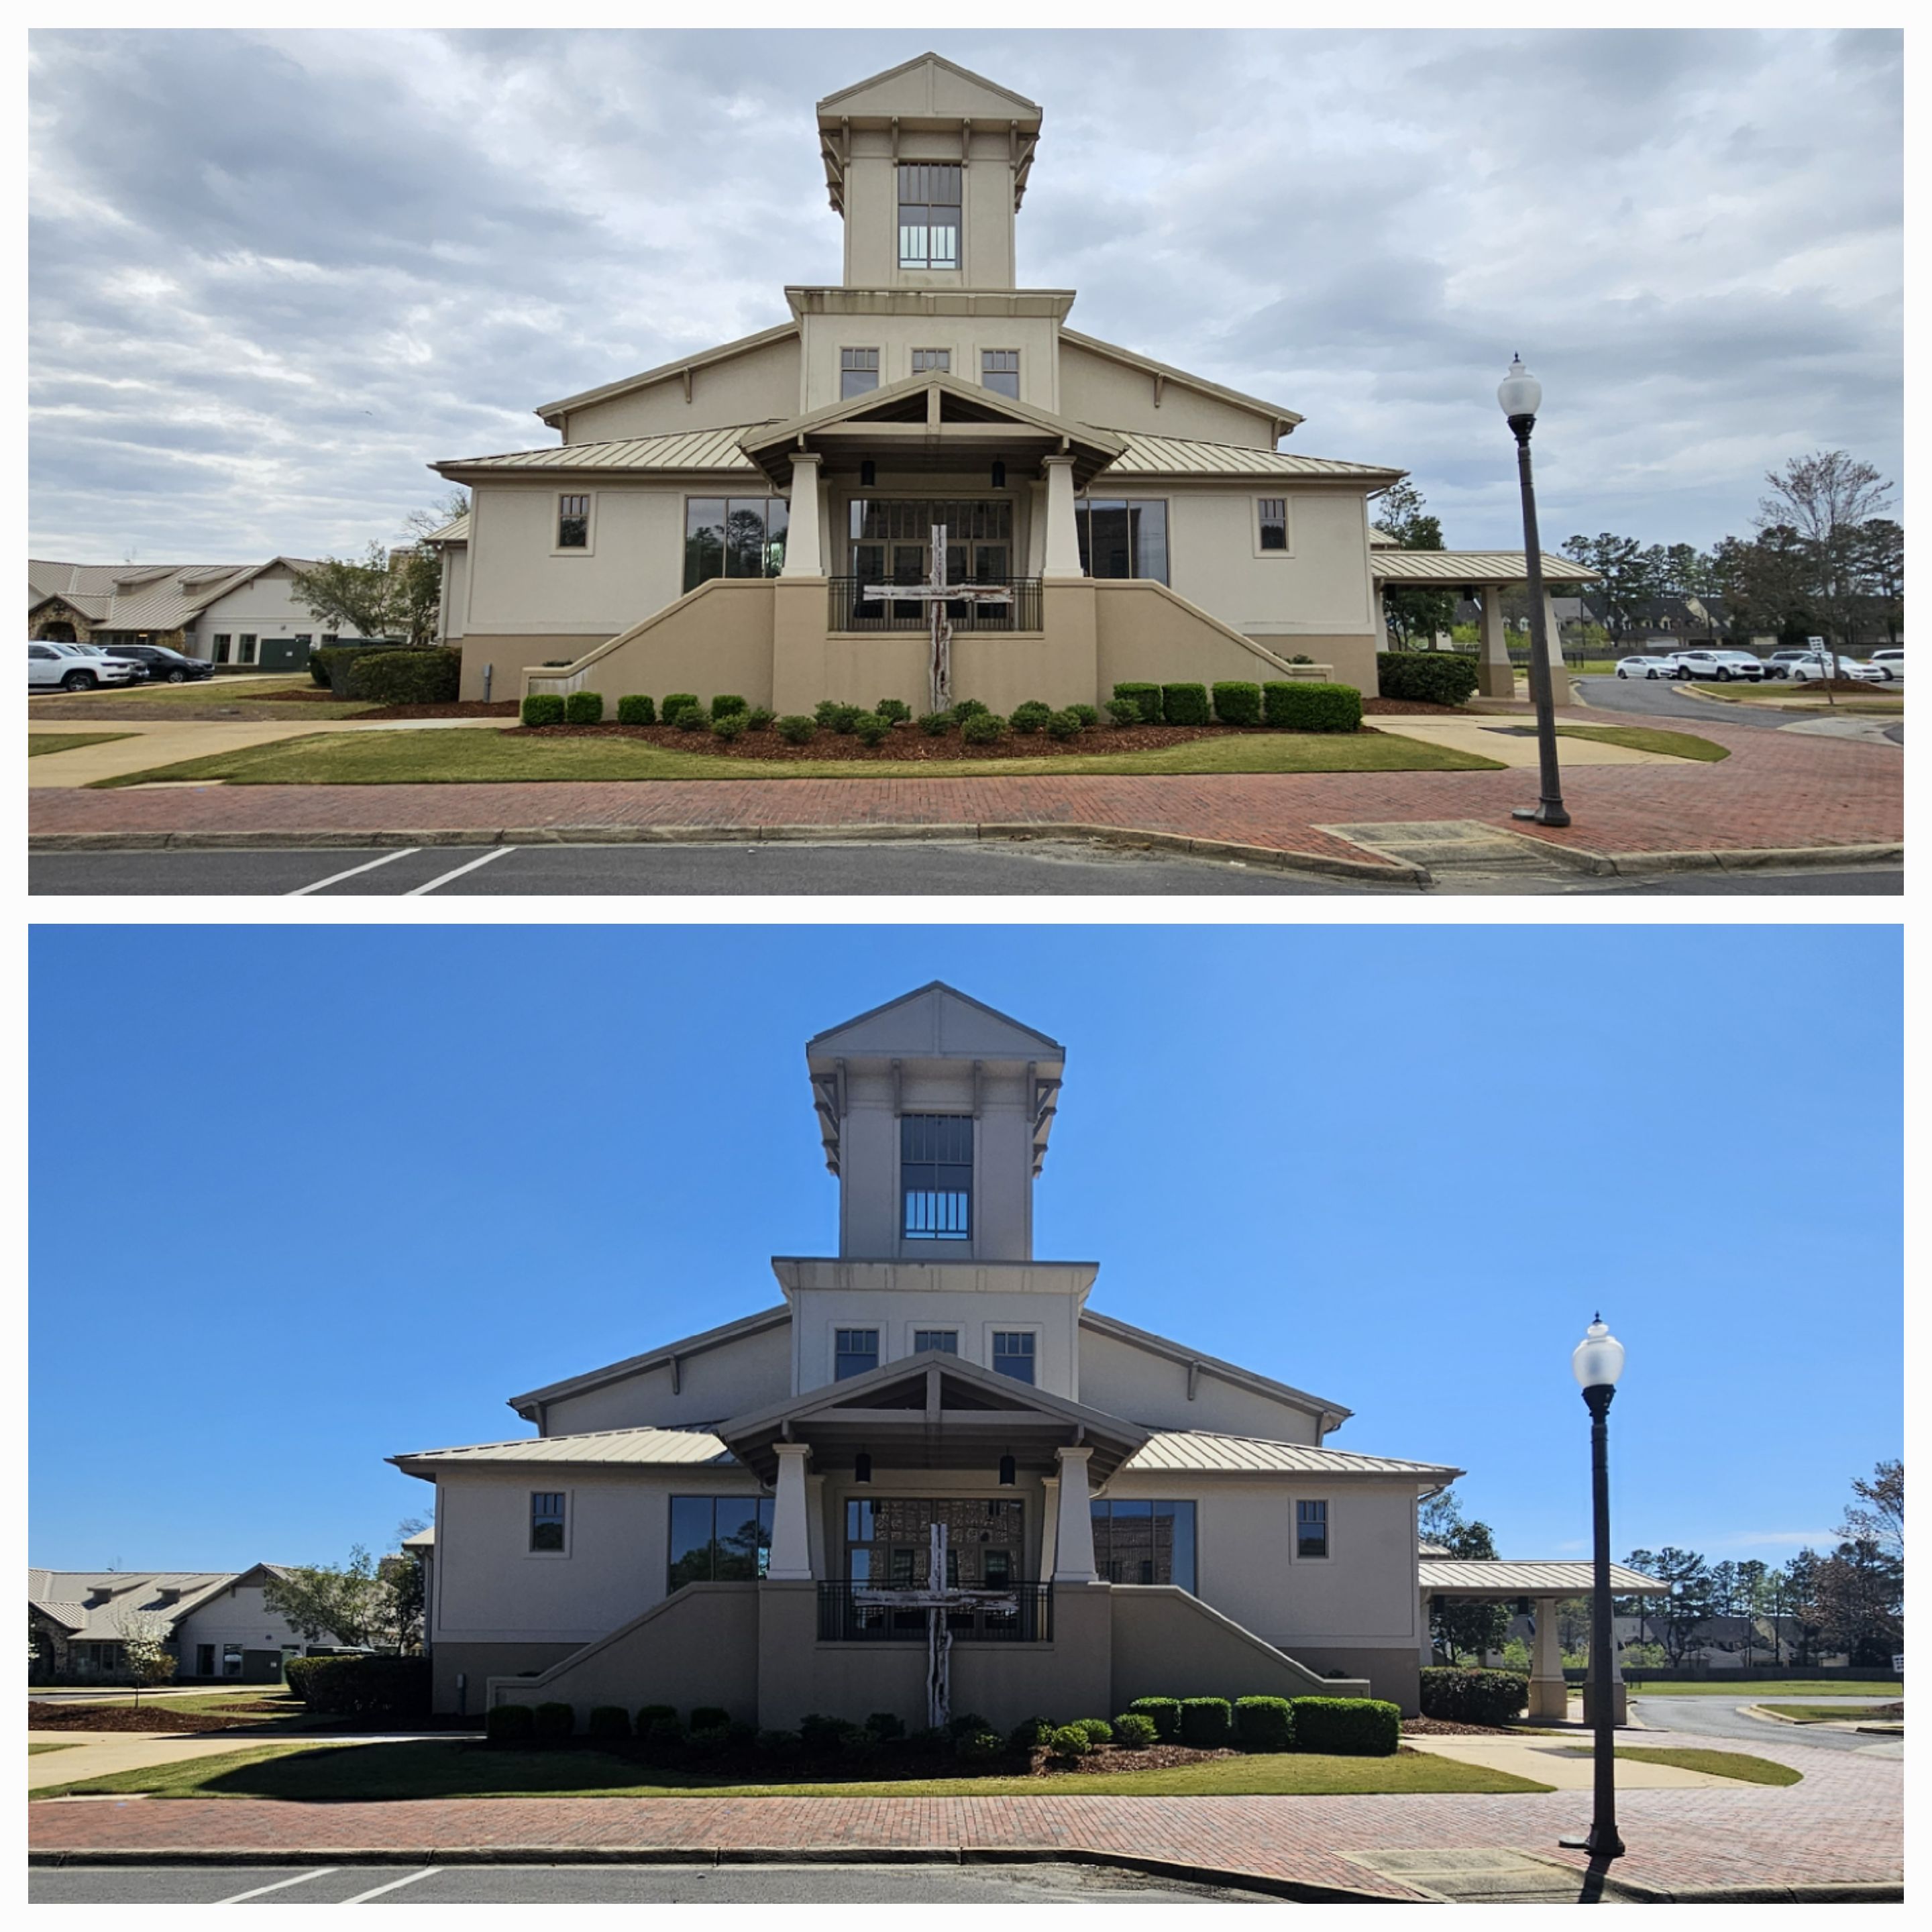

{"left": 1631, "top": 1693, "right": 1902, "bottom": 1756}
{"left": 25, "top": 841, "right": 1903, "bottom": 897}
{"left": 1574, "top": 673, "right": 1904, "bottom": 740}
{"left": 28, "top": 1860, "right": 1276, "bottom": 1905}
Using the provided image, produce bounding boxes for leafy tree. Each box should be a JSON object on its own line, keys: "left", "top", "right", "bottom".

{"left": 1812, "top": 1539, "right": 1902, "bottom": 1666}
{"left": 1713, "top": 527, "right": 1821, "bottom": 643}
{"left": 1778, "top": 1550, "right": 1829, "bottom": 1667}
{"left": 1559, "top": 533, "right": 1655, "bottom": 643}
{"left": 1642, "top": 1548, "right": 1716, "bottom": 1666}
{"left": 402, "top": 489, "right": 470, "bottom": 543}
{"left": 289, "top": 546, "right": 399, "bottom": 641}
{"left": 1755, "top": 449, "right": 1894, "bottom": 669}
{"left": 262, "top": 1546, "right": 388, "bottom": 1648}
{"left": 382, "top": 1517, "right": 431, "bottom": 1654}
{"left": 1423, "top": 1501, "right": 1512, "bottom": 1664}
{"left": 1849, "top": 521, "right": 1904, "bottom": 645}
{"left": 114, "top": 1609, "right": 178, "bottom": 1707}
{"left": 1374, "top": 480, "right": 1458, "bottom": 649}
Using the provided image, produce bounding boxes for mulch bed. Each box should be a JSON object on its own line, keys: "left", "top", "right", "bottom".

{"left": 1360, "top": 697, "right": 1477, "bottom": 716}
{"left": 28, "top": 1701, "right": 236, "bottom": 1734}
{"left": 232, "top": 690, "right": 523, "bottom": 720}
{"left": 1400, "top": 1715, "right": 1532, "bottom": 1737}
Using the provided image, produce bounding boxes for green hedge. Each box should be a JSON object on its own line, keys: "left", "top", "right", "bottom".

{"left": 616, "top": 694, "right": 656, "bottom": 726}
{"left": 311, "top": 643, "right": 409, "bottom": 697}
{"left": 961, "top": 711, "right": 1005, "bottom": 745}
{"left": 1289, "top": 1696, "right": 1401, "bottom": 1756}
{"left": 1112, "top": 681, "right": 1163, "bottom": 724}
{"left": 775, "top": 714, "right": 817, "bottom": 744}
{"left": 711, "top": 712, "right": 746, "bottom": 743}
{"left": 1234, "top": 1695, "right": 1295, "bottom": 1752}
{"left": 710, "top": 694, "right": 747, "bottom": 719}
{"left": 1376, "top": 651, "right": 1480, "bottom": 706}
{"left": 1127, "top": 1696, "right": 1181, "bottom": 1741}
{"left": 586, "top": 1706, "right": 631, "bottom": 1739}
{"left": 875, "top": 698, "right": 912, "bottom": 723}
{"left": 1105, "top": 696, "right": 1144, "bottom": 727}
{"left": 663, "top": 693, "right": 700, "bottom": 723}
{"left": 1046, "top": 708, "right": 1083, "bottom": 741}
{"left": 564, "top": 690, "right": 604, "bottom": 725}
{"left": 1263, "top": 681, "right": 1362, "bottom": 732}
{"left": 1419, "top": 1668, "right": 1529, "bottom": 1725}
{"left": 533, "top": 1701, "right": 575, "bottom": 1742}
{"left": 1113, "top": 1712, "right": 1158, "bottom": 1749}
{"left": 282, "top": 1654, "right": 428, "bottom": 1721}
{"left": 1161, "top": 683, "right": 1211, "bottom": 727}
{"left": 1047, "top": 1723, "right": 1092, "bottom": 1759}
{"left": 344, "top": 649, "right": 462, "bottom": 705}
{"left": 1010, "top": 700, "right": 1053, "bottom": 735}
{"left": 854, "top": 712, "right": 892, "bottom": 746}
{"left": 1179, "top": 1696, "right": 1232, "bottom": 1748}
{"left": 635, "top": 1703, "right": 678, "bottom": 1732}
{"left": 521, "top": 694, "right": 566, "bottom": 727}
{"left": 1212, "top": 681, "right": 1263, "bottom": 726}
{"left": 486, "top": 1702, "right": 535, "bottom": 1743}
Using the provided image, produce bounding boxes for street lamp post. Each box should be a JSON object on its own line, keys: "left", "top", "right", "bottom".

{"left": 1499, "top": 356, "right": 1570, "bottom": 828}
{"left": 1561, "top": 1315, "right": 1627, "bottom": 1860}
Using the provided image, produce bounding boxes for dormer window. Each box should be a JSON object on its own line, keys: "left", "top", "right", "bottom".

{"left": 902, "top": 1114, "right": 971, "bottom": 1240}
{"left": 898, "top": 164, "right": 961, "bottom": 269}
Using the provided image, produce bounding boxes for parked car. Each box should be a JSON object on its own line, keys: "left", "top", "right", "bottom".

{"left": 26, "top": 640, "right": 144, "bottom": 691}
{"left": 95, "top": 643, "right": 215, "bottom": 684}
{"left": 1868, "top": 649, "right": 1905, "bottom": 681}
{"left": 1615, "top": 654, "right": 1684, "bottom": 680}
{"left": 1788, "top": 652, "right": 1887, "bottom": 685}
{"left": 1762, "top": 649, "right": 1813, "bottom": 679}
{"left": 1670, "top": 648, "right": 1765, "bottom": 682}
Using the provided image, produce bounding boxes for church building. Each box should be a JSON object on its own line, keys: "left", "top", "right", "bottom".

{"left": 426, "top": 54, "right": 1590, "bottom": 714}
{"left": 395, "top": 984, "right": 1484, "bottom": 1730}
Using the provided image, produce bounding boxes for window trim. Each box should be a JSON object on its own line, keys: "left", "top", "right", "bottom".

{"left": 987, "top": 1326, "right": 1040, "bottom": 1385}
{"left": 1254, "top": 496, "right": 1293, "bottom": 559}
{"left": 527, "top": 1488, "right": 572, "bottom": 1558}
{"left": 1292, "top": 1496, "right": 1332, "bottom": 1562}
{"left": 552, "top": 491, "right": 596, "bottom": 557}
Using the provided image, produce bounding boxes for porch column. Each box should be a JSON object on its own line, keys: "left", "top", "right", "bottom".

{"left": 1039, "top": 1476, "right": 1061, "bottom": 1579}
{"left": 780, "top": 454, "right": 824, "bottom": 579}
{"left": 767, "top": 1443, "right": 815, "bottom": 1580}
{"left": 1041, "top": 455, "right": 1083, "bottom": 578}
{"left": 1477, "top": 586, "right": 1514, "bottom": 699}
{"left": 1374, "top": 580, "right": 1392, "bottom": 654}
{"left": 1538, "top": 588, "right": 1573, "bottom": 706}
{"left": 1528, "top": 1595, "right": 1568, "bottom": 1720}
{"left": 1052, "top": 1447, "right": 1097, "bottom": 1582}
{"left": 1419, "top": 1589, "right": 1436, "bottom": 1670}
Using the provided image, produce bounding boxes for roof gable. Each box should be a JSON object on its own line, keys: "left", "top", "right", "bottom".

{"left": 817, "top": 53, "right": 1040, "bottom": 125}
{"left": 806, "top": 980, "right": 1062, "bottom": 1065}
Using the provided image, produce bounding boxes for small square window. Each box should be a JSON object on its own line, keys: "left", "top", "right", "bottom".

{"left": 1258, "top": 498, "right": 1288, "bottom": 551}
{"left": 981, "top": 350, "right": 1020, "bottom": 400}
{"left": 835, "top": 1328, "right": 879, "bottom": 1380}
{"left": 841, "top": 348, "right": 880, "bottom": 400}
{"left": 531, "top": 1491, "right": 567, "bottom": 1552}
{"left": 557, "top": 494, "right": 590, "bottom": 549}
{"left": 1296, "top": 1498, "right": 1329, "bottom": 1559}
{"left": 913, "top": 1328, "right": 959, "bottom": 1354}
{"left": 991, "top": 1332, "right": 1035, "bottom": 1384}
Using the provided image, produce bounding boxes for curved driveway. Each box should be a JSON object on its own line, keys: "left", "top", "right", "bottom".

{"left": 1633, "top": 1694, "right": 1901, "bottom": 1758}
{"left": 1576, "top": 675, "right": 1808, "bottom": 731}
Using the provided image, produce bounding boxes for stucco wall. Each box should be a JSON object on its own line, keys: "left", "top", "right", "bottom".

{"left": 173, "top": 1584, "right": 327, "bottom": 1672}
{"left": 561, "top": 333, "right": 802, "bottom": 445}
{"left": 1162, "top": 488, "right": 1379, "bottom": 639}
{"left": 191, "top": 566, "right": 369, "bottom": 662}
{"left": 437, "top": 547, "right": 468, "bottom": 644}
{"left": 433, "top": 1640, "right": 581, "bottom": 1715}
{"left": 798, "top": 313, "right": 1060, "bottom": 415}
{"left": 1059, "top": 337, "right": 1276, "bottom": 449}
{"left": 459, "top": 634, "right": 608, "bottom": 703}
{"left": 519, "top": 578, "right": 777, "bottom": 708}
{"left": 539, "top": 1320, "right": 792, "bottom": 1436}
{"left": 837, "top": 123, "right": 1019, "bottom": 292}
{"left": 1077, "top": 1325, "right": 1322, "bottom": 1442}
{"left": 1109, "top": 1585, "right": 1364, "bottom": 1705}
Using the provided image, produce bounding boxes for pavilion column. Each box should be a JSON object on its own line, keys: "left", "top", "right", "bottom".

{"left": 767, "top": 1443, "right": 815, "bottom": 1580}
{"left": 1477, "top": 586, "right": 1514, "bottom": 699}
{"left": 1051, "top": 1447, "right": 1097, "bottom": 1582}
{"left": 1041, "top": 455, "right": 1084, "bottom": 578}
{"left": 1538, "top": 588, "right": 1573, "bottom": 706}
{"left": 1528, "top": 1595, "right": 1568, "bottom": 1719}
{"left": 780, "top": 454, "right": 824, "bottom": 579}
{"left": 1419, "top": 1590, "right": 1436, "bottom": 1670}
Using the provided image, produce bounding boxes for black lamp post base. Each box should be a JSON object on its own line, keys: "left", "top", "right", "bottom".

{"left": 1512, "top": 803, "right": 1573, "bottom": 827}
{"left": 1559, "top": 1829, "right": 1626, "bottom": 1860}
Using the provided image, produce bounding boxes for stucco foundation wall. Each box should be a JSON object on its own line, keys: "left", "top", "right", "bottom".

{"left": 1285, "top": 1646, "right": 1421, "bottom": 1715}
{"left": 460, "top": 635, "right": 607, "bottom": 703}
{"left": 525, "top": 580, "right": 777, "bottom": 708}
{"left": 1093, "top": 579, "right": 1306, "bottom": 694}
{"left": 1109, "top": 1586, "right": 1362, "bottom": 1708}
{"left": 1253, "top": 632, "right": 1379, "bottom": 696}
{"left": 433, "top": 1641, "right": 582, "bottom": 1715}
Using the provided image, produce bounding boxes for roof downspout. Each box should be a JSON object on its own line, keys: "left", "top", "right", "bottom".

{"left": 1186, "top": 1360, "right": 1200, "bottom": 1401}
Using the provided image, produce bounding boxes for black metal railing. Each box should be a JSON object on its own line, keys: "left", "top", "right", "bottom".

{"left": 815, "top": 1582, "right": 1052, "bottom": 1643}
{"left": 828, "top": 577, "right": 1043, "bottom": 635}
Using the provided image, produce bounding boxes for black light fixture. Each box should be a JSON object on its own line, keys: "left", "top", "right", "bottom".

{"left": 991, "top": 458, "right": 1006, "bottom": 490}
{"left": 860, "top": 458, "right": 876, "bottom": 489}
{"left": 998, "top": 1452, "right": 1016, "bottom": 1488}
{"left": 855, "top": 1449, "right": 872, "bottom": 1486}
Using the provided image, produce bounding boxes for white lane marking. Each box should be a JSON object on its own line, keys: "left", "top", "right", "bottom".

{"left": 214, "top": 1866, "right": 338, "bottom": 1904}
{"left": 286, "top": 849, "right": 419, "bottom": 896}
{"left": 339, "top": 1867, "right": 440, "bottom": 1904}
{"left": 402, "top": 847, "right": 511, "bottom": 896}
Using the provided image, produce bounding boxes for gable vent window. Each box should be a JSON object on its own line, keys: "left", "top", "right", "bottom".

{"left": 841, "top": 348, "right": 880, "bottom": 400}
{"left": 898, "top": 164, "right": 961, "bottom": 269}
{"left": 902, "top": 1114, "right": 971, "bottom": 1241}
{"left": 1258, "top": 498, "right": 1289, "bottom": 551}
{"left": 981, "top": 350, "right": 1020, "bottom": 400}
{"left": 835, "top": 1327, "right": 880, "bottom": 1380}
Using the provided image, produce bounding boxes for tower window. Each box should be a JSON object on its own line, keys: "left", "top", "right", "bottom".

{"left": 902, "top": 1114, "right": 971, "bottom": 1240}
{"left": 981, "top": 350, "right": 1020, "bottom": 400}
{"left": 840, "top": 348, "right": 880, "bottom": 400}
{"left": 991, "top": 1332, "right": 1036, "bottom": 1383}
{"left": 898, "top": 164, "right": 961, "bottom": 269}
{"left": 835, "top": 1328, "right": 879, "bottom": 1380}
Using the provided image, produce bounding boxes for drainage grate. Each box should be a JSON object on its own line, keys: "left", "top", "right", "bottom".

{"left": 1344, "top": 1849, "right": 1621, "bottom": 1903}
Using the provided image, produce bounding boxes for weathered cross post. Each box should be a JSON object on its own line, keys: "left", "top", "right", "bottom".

{"left": 858, "top": 525, "right": 1014, "bottom": 714}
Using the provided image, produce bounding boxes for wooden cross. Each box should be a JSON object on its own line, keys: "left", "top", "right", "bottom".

{"left": 859, "top": 525, "right": 1014, "bottom": 713}
{"left": 851, "top": 1521, "right": 1018, "bottom": 1730}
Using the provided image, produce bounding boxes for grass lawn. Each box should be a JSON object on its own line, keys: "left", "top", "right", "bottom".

{"left": 28, "top": 731, "right": 138, "bottom": 757}
{"left": 33, "top": 674, "right": 377, "bottom": 720}
{"left": 94, "top": 727, "right": 1505, "bottom": 788}
{"left": 1553, "top": 724, "right": 1729, "bottom": 762}
{"left": 29, "top": 1743, "right": 78, "bottom": 1756}
{"left": 1685, "top": 683, "right": 1904, "bottom": 711}
{"left": 33, "top": 1738, "right": 1552, "bottom": 1802}
{"left": 1758, "top": 1703, "right": 1899, "bottom": 1724}
{"left": 1563, "top": 1746, "right": 1801, "bottom": 1788}
{"left": 1630, "top": 1680, "right": 1901, "bottom": 1699}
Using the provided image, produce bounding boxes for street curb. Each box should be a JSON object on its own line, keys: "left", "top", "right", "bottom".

{"left": 1582, "top": 841, "right": 1904, "bottom": 877}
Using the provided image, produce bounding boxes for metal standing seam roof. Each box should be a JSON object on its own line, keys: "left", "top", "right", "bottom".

{"left": 435, "top": 427, "right": 769, "bottom": 476}
{"left": 425, "top": 513, "right": 470, "bottom": 545}
{"left": 27, "top": 1570, "right": 238, "bottom": 1638}
{"left": 1371, "top": 549, "right": 1601, "bottom": 584}
{"left": 391, "top": 1426, "right": 739, "bottom": 1472}
{"left": 1125, "top": 1431, "right": 1461, "bottom": 1479}
{"left": 1418, "top": 1560, "right": 1669, "bottom": 1595}
{"left": 28, "top": 559, "right": 322, "bottom": 633}
{"left": 1106, "top": 434, "right": 1401, "bottom": 481}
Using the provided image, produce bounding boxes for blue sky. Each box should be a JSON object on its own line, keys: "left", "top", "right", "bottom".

{"left": 31, "top": 924, "right": 1899, "bottom": 1576}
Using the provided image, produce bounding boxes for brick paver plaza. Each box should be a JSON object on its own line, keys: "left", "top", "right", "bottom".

{"left": 26, "top": 714, "right": 1902, "bottom": 871}
{"left": 28, "top": 1729, "right": 1900, "bottom": 1900}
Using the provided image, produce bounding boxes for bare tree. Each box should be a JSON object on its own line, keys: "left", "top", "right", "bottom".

{"left": 1837, "top": 1460, "right": 1902, "bottom": 1562}
{"left": 113, "top": 1609, "right": 177, "bottom": 1708}
{"left": 1754, "top": 451, "right": 1894, "bottom": 690}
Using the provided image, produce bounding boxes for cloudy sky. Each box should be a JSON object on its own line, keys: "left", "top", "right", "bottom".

{"left": 29, "top": 27, "right": 1902, "bottom": 566}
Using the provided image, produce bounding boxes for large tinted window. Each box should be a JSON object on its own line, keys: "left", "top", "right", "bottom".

{"left": 684, "top": 497, "right": 789, "bottom": 592}
{"left": 1091, "top": 1499, "right": 1196, "bottom": 1590}
{"left": 668, "top": 1495, "right": 774, "bottom": 1590}
{"left": 898, "top": 165, "right": 961, "bottom": 269}
{"left": 902, "top": 1114, "right": 971, "bottom": 1240}
{"left": 1075, "top": 499, "right": 1169, "bottom": 584}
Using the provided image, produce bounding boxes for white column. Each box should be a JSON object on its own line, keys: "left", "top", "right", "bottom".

{"left": 767, "top": 1443, "right": 814, "bottom": 1579}
{"left": 1041, "top": 456, "right": 1083, "bottom": 578}
{"left": 780, "top": 454, "right": 823, "bottom": 579}
{"left": 1052, "top": 1447, "right": 1097, "bottom": 1582}
{"left": 1374, "top": 582, "right": 1392, "bottom": 653}
{"left": 1539, "top": 589, "right": 1572, "bottom": 704}
{"left": 1419, "top": 1590, "right": 1436, "bottom": 1669}
{"left": 1481, "top": 589, "right": 1511, "bottom": 676}
{"left": 1039, "top": 1477, "right": 1060, "bottom": 1580}
{"left": 1529, "top": 1595, "right": 1567, "bottom": 1719}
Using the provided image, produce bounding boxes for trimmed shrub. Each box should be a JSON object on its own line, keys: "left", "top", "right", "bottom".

{"left": 311, "top": 643, "right": 401, "bottom": 698}
{"left": 533, "top": 1701, "right": 576, "bottom": 1743}
{"left": 757, "top": 1729, "right": 802, "bottom": 1759}
{"left": 711, "top": 712, "right": 746, "bottom": 743}
{"left": 309, "top": 653, "right": 333, "bottom": 688}
{"left": 486, "top": 1702, "right": 535, "bottom": 1743}
{"left": 951, "top": 697, "right": 991, "bottom": 720}
{"left": 521, "top": 694, "right": 566, "bottom": 728}
{"left": 853, "top": 712, "right": 892, "bottom": 747}
{"left": 1289, "top": 1697, "right": 1401, "bottom": 1757}
{"left": 1179, "top": 1697, "right": 1232, "bottom": 1748}
{"left": 1009, "top": 1715, "right": 1054, "bottom": 1754}
{"left": 1046, "top": 1723, "right": 1092, "bottom": 1760}
{"left": 564, "top": 690, "right": 604, "bottom": 725}
{"left": 1211, "top": 680, "right": 1263, "bottom": 727}
{"left": 864, "top": 1711, "right": 906, "bottom": 1741}
{"left": 635, "top": 1704, "right": 677, "bottom": 1733}
{"left": 1288, "top": 653, "right": 1316, "bottom": 665}
{"left": 1112, "top": 680, "right": 1163, "bottom": 724}
{"left": 345, "top": 649, "right": 462, "bottom": 705}
{"left": 875, "top": 698, "right": 912, "bottom": 723}
{"left": 689, "top": 1724, "right": 731, "bottom": 1757}
{"left": 1419, "top": 1668, "right": 1529, "bottom": 1726}
{"left": 641, "top": 1716, "right": 684, "bottom": 1749}
{"left": 710, "top": 694, "right": 748, "bottom": 719}
{"left": 689, "top": 1706, "right": 731, "bottom": 1732}
{"left": 663, "top": 692, "right": 701, "bottom": 724}
{"left": 1104, "top": 696, "right": 1144, "bottom": 728}
{"left": 1112, "top": 1713, "right": 1159, "bottom": 1750}
{"left": 616, "top": 694, "right": 656, "bottom": 726}
{"left": 1128, "top": 1697, "right": 1182, "bottom": 1741}
{"left": 946, "top": 1712, "right": 993, "bottom": 1742}
{"left": 1263, "top": 680, "right": 1362, "bottom": 732}
{"left": 675, "top": 704, "right": 710, "bottom": 731}
{"left": 745, "top": 706, "right": 775, "bottom": 732}
{"left": 586, "top": 1706, "right": 631, "bottom": 1740}
{"left": 1072, "top": 1717, "right": 1113, "bottom": 1747}
{"left": 813, "top": 699, "right": 843, "bottom": 727}
{"left": 960, "top": 710, "right": 1004, "bottom": 746}
{"left": 1067, "top": 702, "right": 1099, "bottom": 727}
{"left": 1375, "top": 651, "right": 1480, "bottom": 706}
{"left": 837, "top": 1728, "right": 880, "bottom": 1762}
{"left": 1160, "top": 682, "right": 1211, "bottom": 727}
{"left": 1234, "top": 1695, "right": 1295, "bottom": 1754}
{"left": 829, "top": 704, "right": 865, "bottom": 735}
{"left": 957, "top": 1728, "right": 1005, "bottom": 1765}
{"left": 1010, "top": 700, "right": 1053, "bottom": 735}
{"left": 284, "top": 1655, "right": 429, "bottom": 1721}
{"left": 1045, "top": 708, "right": 1083, "bottom": 741}
{"left": 800, "top": 1713, "right": 854, "bottom": 1754}
{"left": 775, "top": 714, "right": 818, "bottom": 745}
{"left": 918, "top": 710, "right": 954, "bottom": 736}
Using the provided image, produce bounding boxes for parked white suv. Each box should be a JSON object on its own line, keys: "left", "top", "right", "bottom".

{"left": 1671, "top": 648, "right": 1765, "bottom": 682}
{"left": 1868, "top": 649, "right": 1905, "bottom": 681}
{"left": 27, "top": 640, "right": 144, "bottom": 692}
